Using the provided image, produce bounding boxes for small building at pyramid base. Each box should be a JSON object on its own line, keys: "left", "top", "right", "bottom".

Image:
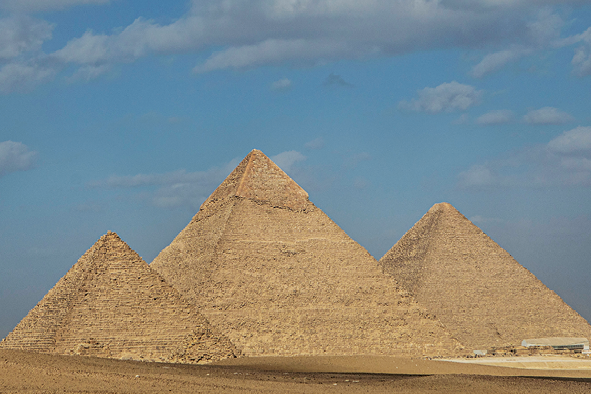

{"left": 522, "top": 337, "right": 589, "bottom": 352}
{"left": 151, "top": 149, "right": 463, "bottom": 358}
{"left": 379, "top": 202, "right": 591, "bottom": 351}
{"left": 0, "top": 232, "right": 238, "bottom": 364}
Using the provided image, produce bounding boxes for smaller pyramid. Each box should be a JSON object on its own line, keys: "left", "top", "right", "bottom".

{"left": 380, "top": 202, "right": 591, "bottom": 350}
{"left": 0, "top": 231, "right": 237, "bottom": 363}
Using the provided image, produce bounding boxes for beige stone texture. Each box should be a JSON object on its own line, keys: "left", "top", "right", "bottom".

{"left": 379, "top": 202, "right": 591, "bottom": 351}
{"left": 151, "top": 150, "right": 462, "bottom": 357}
{"left": 0, "top": 231, "right": 238, "bottom": 363}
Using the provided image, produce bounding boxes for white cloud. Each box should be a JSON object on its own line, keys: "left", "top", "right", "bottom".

{"left": 560, "top": 157, "right": 591, "bottom": 171}
{"left": 399, "top": 81, "right": 483, "bottom": 113}
{"left": 193, "top": 39, "right": 349, "bottom": 73}
{"left": 458, "top": 164, "right": 502, "bottom": 189}
{"left": 547, "top": 126, "right": 591, "bottom": 154}
{"left": 458, "top": 126, "right": 591, "bottom": 189}
{"left": 0, "top": 1, "right": 590, "bottom": 88}
{"left": 0, "top": 62, "right": 56, "bottom": 93}
{"left": 65, "top": 64, "right": 111, "bottom": 83}
{"left": 270, "top": 150, "right": 306, "bottom": 172}
{"left": 470, "top": 48, "right": 527, "bottom": 78}
{"left": 572, "top": 45, "right": 591, "bottom": 77}
{"left": 0, "top": 16, "right": 53, "bottom": 60}
{"left": 470, "top": 8, "right": 565, "bottom": 77}
{"left": 89, "top": 151, "right": 307, "bottom": 209}
{"left": 476, "top": 109, "right": 514, "bottom": 125}
{"left": 52, "top": 31, "right": 109, "bottom": 65}
{"left": 304, "top": 137, "right": 325, "bottom": 150}
{"left": 271, "top": 77, "right": 292, "bottom": 91}
{"left": 453, "top": 114, "right": 470, "bottom": 125}
{"left": 0, "top": 0, "right": 110, "bottom": 12}
{"left": 343, "top": 151, "right": 371, "bottom": 169}
{"left": 88, "top": 158, "right": 241, "bottom": 210}
{"left": 524, "top": 107, "right": 574, "bottom": 125}
{"left": 553, "top": 26, "right": 591, "bottom": 77}
{"left": 0, "top": 141, "right": 37, "bottom": 177}
{"left": 0, "top": 16, "right": 56, "bottom": 93}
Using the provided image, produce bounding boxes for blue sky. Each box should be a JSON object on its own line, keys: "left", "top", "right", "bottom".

{"left": 1, "top": 0, "right": 591, "bottom": 339}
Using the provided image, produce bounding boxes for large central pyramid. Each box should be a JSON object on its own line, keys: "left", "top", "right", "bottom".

{"left": 151, "top": 150, "right": 462, "bottom": 356}
{"left": 379, "top": 202, "right": 591, "bottom": 350}
{"left": 0, "top": 232, "right": 237, "bottom": 363}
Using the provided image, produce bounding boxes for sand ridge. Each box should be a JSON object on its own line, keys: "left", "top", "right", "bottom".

{"left": 1, "top": 349, "right": 590, "bottom": 394}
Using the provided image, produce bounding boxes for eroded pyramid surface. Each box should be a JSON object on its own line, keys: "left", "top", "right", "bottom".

{"left": 151, "top": 150, "right": 462, "bottom": 357}
{"left": 379, "top": 202, "right": 591, "bottom": 350}
{"left": 0, "top": 232, "right": 237, "bottom": 363}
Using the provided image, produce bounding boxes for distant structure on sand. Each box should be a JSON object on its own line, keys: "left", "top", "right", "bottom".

{"left": 0, "top": 232, "right": 237, "bottom": 363}
{"left": 379, "top": 202, "right": 591, "bottom": 350}
{"left": 2, "top": 149, "right": 589, "bottom": 362}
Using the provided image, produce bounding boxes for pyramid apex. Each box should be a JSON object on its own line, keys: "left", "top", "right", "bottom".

{"left": 99, "top": 230, "right": 123, "bottom": 243}
{"left": 431, "top": 202, "right": 453, "bottom": 209}
{"left": 201, "top": 149, "right": 311, "bottom": 211}
{"left": 429, "top": 202, "right": 464, "bottom": 215}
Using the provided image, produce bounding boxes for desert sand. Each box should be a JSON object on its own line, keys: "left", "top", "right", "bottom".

{"left": 2, "top": 349, "right": 590, "bottom": 394}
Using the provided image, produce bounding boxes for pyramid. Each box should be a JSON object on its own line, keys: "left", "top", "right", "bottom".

{"left": 0, "top": 232, "right": 238, "bottom": 363}
{"left": 151, "top": 150, "right": 462, "bottom": 357}
{"left": 379, "top": 202, "right": 591, "bottom": 350}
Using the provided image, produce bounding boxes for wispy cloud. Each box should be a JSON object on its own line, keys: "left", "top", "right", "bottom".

{"left": 399, "top": 81, "right": 483, "bottom": 113}
{"left": 523, "top": 107, "right": 575, "bottom": 125}
{"left": 458, "top": 126, "right": 591, "bottom": 189}
{"left": 0, "top": 141, "right": 37, "bottom": 178}
{"left": 471, "top": 47, "right": 531, "bottom": 78}
{"left": 476, "top": 110, "right": 514, "bottom": 125}
{"left": 88, "top": 158, "right": 240, "bottom": 210}
{"left": 0, "top": 0, "right": 110, "bottom": 12}
{"left": 470, "top": 8, "right": 564, "bottom": 77}
{"left": 558, "top": 26, "right": 591, "bottom": 77}
{"left": 270, "top": 150, "right": 306, "bottom": 173}
{"left": 2, "top": 1, "right": 589, "bottom": 91}
{"left": 304, "top": 137, "right": 325, "bottom": 150}
{"left": 547, "top": 126, "right": 591, "bottom": 154}
{"left": 0, "top": 15, "right": 53, "bottom": 60}
{"left": 88, "top": 150, "right": 308, "bottom": 210}
{"left": 270, "top": 77, "right": 292, "bottom": 91}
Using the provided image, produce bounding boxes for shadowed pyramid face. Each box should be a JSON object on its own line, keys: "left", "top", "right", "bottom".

{"left": 151, "top": 150, "right": 462, "bottom": 357}
{"left": 0, "top": 231, "right": 237, "bottom": 363}
{"left": 379, "top": 202, "right": 591, "bottom": 350}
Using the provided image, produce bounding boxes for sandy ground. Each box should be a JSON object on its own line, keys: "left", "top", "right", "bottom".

{"left": 1, "top": 349, "right": 590, "bottom": 393}
{"left": 443, "top": 355, "right": 591, "bottom": 370}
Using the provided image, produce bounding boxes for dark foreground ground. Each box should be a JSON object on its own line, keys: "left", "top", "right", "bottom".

{"left": 1, "top": 349, "right": 590, "bottom": 393}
